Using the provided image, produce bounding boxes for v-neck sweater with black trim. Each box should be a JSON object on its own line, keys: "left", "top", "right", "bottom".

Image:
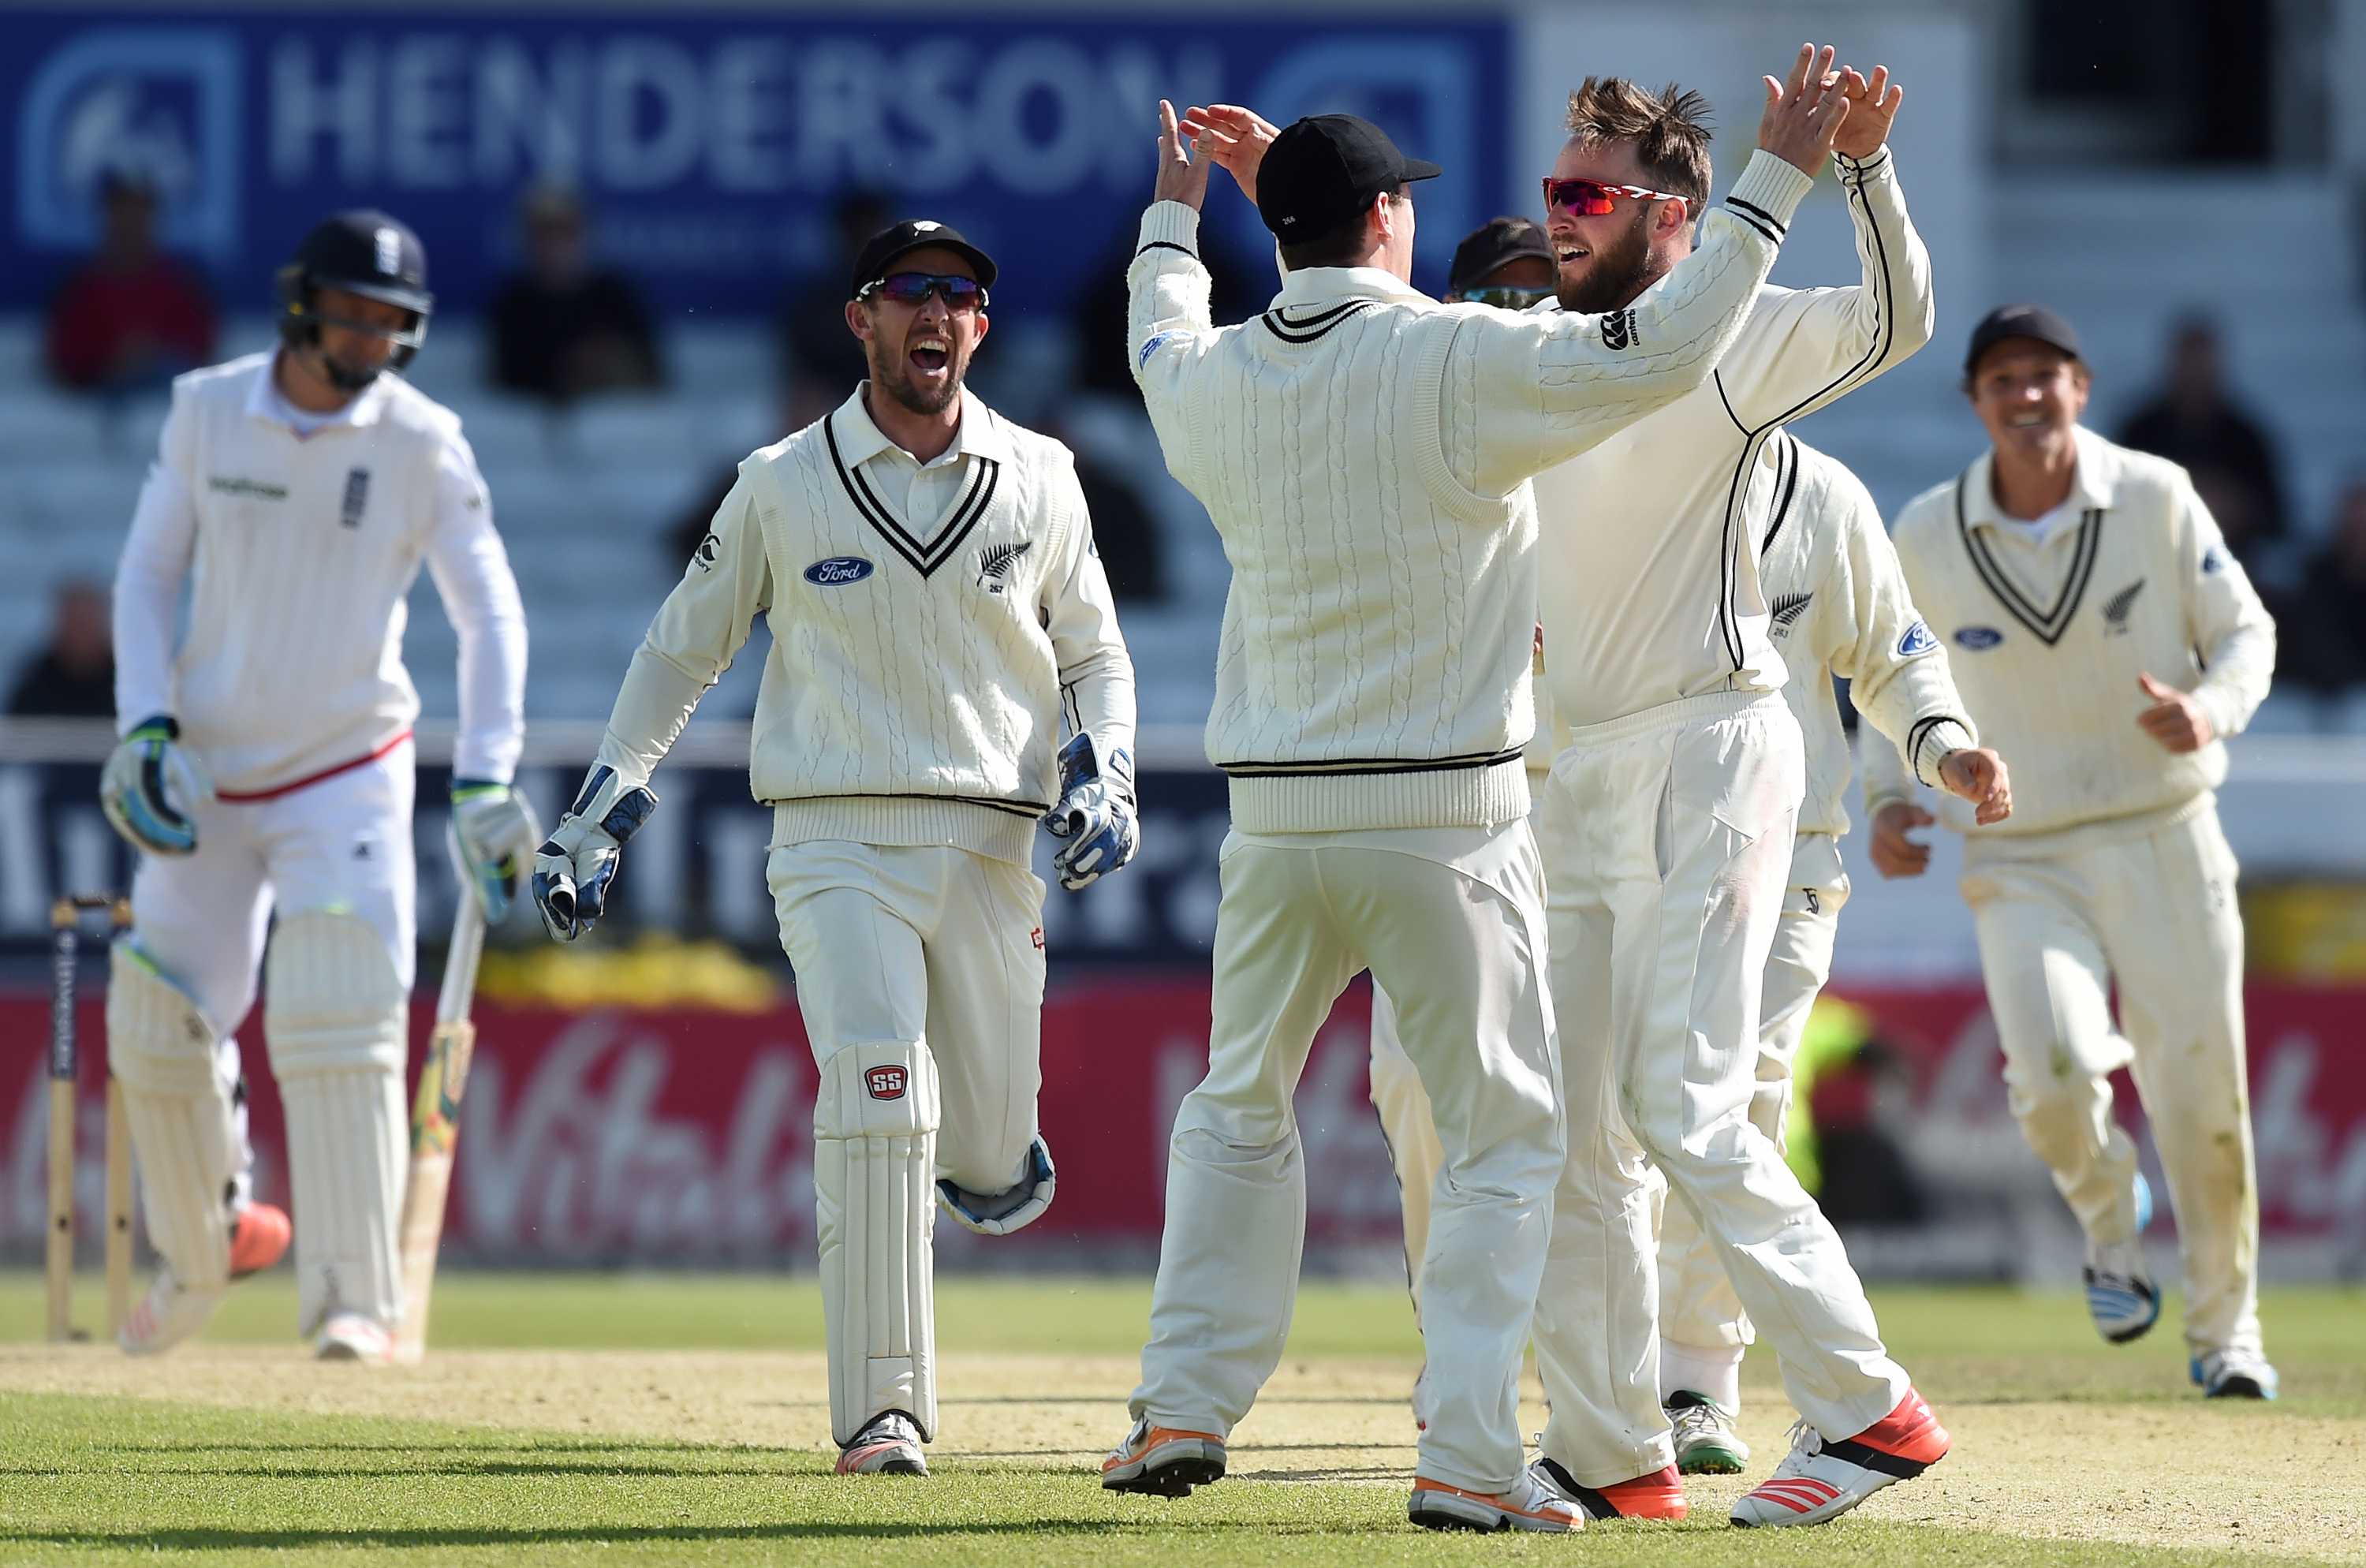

{"left": 1864, "top": 427, "right": 2275, "bottom": 842}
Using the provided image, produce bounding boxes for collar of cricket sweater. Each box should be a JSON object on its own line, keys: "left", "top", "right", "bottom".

{"left": 1962, "top": 424, "right": 2124, "bottom": 533}
{"left": 828, "top": 384, "right": 1014, "bottom": 469}
{"left": 1265, "top": 265, "right": 1434, "bottom": 312}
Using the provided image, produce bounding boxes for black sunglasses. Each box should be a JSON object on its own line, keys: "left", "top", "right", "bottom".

{"left": 858, "top": 272, "right": 989, "bottom": 312}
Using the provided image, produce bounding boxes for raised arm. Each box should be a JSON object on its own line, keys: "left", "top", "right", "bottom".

{"left": 1127, "top": 99, "right": 1219, "bottom": 495}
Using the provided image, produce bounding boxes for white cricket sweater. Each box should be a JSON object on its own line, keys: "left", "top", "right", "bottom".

{"left": 1758, "top": 435, "right": 1973, "bottom": 841}
{"left": 1129, "top": 151, "right": 1810, "bottom": 833}
{"left": 111, "top": 352, "right": 526, "bottom": 793}
{"left": 595, "top": 389, "right": 1136, "bottom": 866}
{"left": 1531, "top": 147, "right": 1935, "bottom": 728}
{"left": 1864, "top": 425, "right": 2275, "bottom": 842}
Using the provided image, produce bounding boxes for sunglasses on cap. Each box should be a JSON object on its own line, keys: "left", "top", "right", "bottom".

{"left": 1540, "top": 177, "right": 1690, "bottom": 218}
{"left": 856, "top": 272, "right": 989, "bottom": 312}
{"left": 1457, "top": 285, "right": 1555, "bottom": 311}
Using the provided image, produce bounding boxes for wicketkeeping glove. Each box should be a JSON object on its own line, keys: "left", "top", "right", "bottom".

{"left": 450, "top": 778, "right": 543, "bottom": 924}
{"left": 532, "top": 764, "right": 659, "bottom": 942}
{"left": 1042, "top": 734, "right": 1137, "bottom": 891}
{"left": 99, "top": 715, "right": 211, "bottom": 857}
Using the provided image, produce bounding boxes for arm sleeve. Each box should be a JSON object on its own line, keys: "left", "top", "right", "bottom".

{"left": 1126, "top": 201, "right": 1218, "bottom": 495}
{"left": 592, "top": 470, "right": 774, "bottom": 790}
{"left": 1719, "top": 148, "right": 1937, "bottom": 431}
{"left": 2178, "top": 477, "right": 2277, "bottom": 738}
{"left": 1819, "top": 467, "right": 1976, "bottom": 786}
{"left": 423, "top": 430, "right": 528, "bottom": 783}
{"left": 111, "top": 396, "right": 200, "bottom": 729}
{"left": 1458, "top": 151, "right": 1812, "bottom": 498}
{"left": 1039, "top": 454, "right": 1138, "bottom": 757}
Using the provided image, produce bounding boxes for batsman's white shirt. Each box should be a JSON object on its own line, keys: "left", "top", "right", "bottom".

{"left": 113, "top": 352, "right": 526, "bottom": 793}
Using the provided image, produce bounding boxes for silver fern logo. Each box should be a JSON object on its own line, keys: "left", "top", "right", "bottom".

{"left": 1770, "top": 591, "right": 1814, "bottom": 636}
{"left": 977, "top": 539, "right": 1032, "bottom": 593}
{"left": 2103, "top": 578, "right": 2145, "bottom": 634}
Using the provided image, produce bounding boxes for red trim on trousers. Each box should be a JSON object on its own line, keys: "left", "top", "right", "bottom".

{"left": 215, "top": 729, "right": 414, "bottom": 803}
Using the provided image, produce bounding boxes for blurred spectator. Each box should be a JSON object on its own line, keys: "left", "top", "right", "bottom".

{"left": 44, "top": 170, "right": 218, "bottom": 394}
{"left": 488, "top": 186, "right": 665, "bottom": 401}
{"left": 8, "top": 581, "right": 115, "bottom": 718}
{"left": 2276, "top": 479, "right": 2366, "bottom": 695}
{"left": 1043, "top": 420, "right": 1167, "bottom": 604}
{"left": 778, "top": 192, "right": 894, "bottom": 428}
{"left": 1805, "top": 1035, "right": 1931, "bottom": 1226}
{"left": 2117, "top": 318, "right": 2287, "bottom": 569}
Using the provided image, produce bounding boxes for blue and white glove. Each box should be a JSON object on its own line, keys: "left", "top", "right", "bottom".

{"left": 99, "top": 715, "right": 211, "bottom": 857}
{"left": 937, "top": 1135, "right": 1057, "bottom": 1236}
{"left": 1042, "top": 734, "right": 1137, "bottom": 891}
{"left": 450, "top": 778, "right": 542, "bottom": 924}
{"left": 532, "top": 765, "right": 659, "bottom": 942}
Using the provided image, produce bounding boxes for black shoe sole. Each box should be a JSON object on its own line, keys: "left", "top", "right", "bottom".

{"left": 1103, "top": 1457, "right": 1225, "bottom": 1497}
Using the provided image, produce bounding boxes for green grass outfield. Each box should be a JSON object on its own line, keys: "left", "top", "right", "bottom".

{"left": 3, "top": 1275, "right": 2362, "bottom": 1566}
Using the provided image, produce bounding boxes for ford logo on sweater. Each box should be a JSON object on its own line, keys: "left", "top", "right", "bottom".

{"left": 1954, "top": 625, "right": 2004, "bottom": 651}
{"left": 804, "top": 557, "right": 875, "bottom": 586}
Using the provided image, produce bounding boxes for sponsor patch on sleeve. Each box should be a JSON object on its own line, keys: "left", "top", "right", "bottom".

{"left": 1138, "top": 331, "right": 1177, "bottom": 370}
{"left": 1896, "top": 619, "right": 1936, "bottom": 656}
{"left": 2201, "top": 545, "right": 2226, "bottom": 575}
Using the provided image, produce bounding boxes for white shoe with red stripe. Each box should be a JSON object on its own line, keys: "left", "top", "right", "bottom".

{"left": 118, "top": 1271, "right": 226, "bottom": 1357}
{"left": 315, "top": 1312, "right": 394, "bottom": 1365}
{"left": 837, "top": 1411, "right": 927, "bottom": 1476}
{"left": 1730, "top": 1387, "right": 1950, "bottom": 1529}
{"left": 1409, "top": 1473, "right": 1584, "bottom": 1533}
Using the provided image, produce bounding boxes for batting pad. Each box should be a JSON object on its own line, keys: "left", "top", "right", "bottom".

{"left": 814, "top": 1040, "right": 942, "bottom": 1446}
{"left": 264, "top": 911, "right": 409, "bottom": 1335}
{"left": 108, "top": 946, "right": 237, "bottom": 1291}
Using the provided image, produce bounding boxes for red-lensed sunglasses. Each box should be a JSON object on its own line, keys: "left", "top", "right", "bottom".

{"left": 1541, "top": 177, "right": 1690, "bottom": 218}
{"left": 857, "top": 272, "right": 990, "bottom": 312}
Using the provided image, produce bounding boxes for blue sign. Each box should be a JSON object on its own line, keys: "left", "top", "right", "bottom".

{"left": 5, "top": 11, "right": 1513, "bottom": 319}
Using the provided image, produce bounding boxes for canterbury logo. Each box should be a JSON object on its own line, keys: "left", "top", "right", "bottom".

{"left": 1601, "top": 308, "right": 1636, "bottom": 351}
{"left": 2103, "top": 577, "right": 2146, "bottom": 628}
{"left": 1770, "top": 591, "right": 1814, "bottom": 631}
{"left": 977, "top": 539, "right": 1032, "bottom": 592}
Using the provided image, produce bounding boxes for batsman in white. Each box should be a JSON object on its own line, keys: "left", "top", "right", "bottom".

{"left": 1517, "top": 59, "right": 1958, "bottom": 1528}
{"left": 1865, "top": 304, "right": 2278, "bottom": 1400}
{"left": 1114, "top": 66, "right": 1834, "bottom": 1532}
{"left": 101, "top": 211, "right": 535, "bottom": 1363}
{"left": 532, "top": 220, "right": 1136, "bottom": 1477}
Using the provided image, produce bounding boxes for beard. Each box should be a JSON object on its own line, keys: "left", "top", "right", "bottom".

{"left": 1555, "top": 207, "right": 1659, "bottom": 315}
{"left": 316, "top": 350, "right": 382, "bottom": 392}
{"left": 868, "top": 334, "right": 961, "bottom": 417}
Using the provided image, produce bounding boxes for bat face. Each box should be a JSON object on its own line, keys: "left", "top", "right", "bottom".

{"left": 410, "top": 1021, "right": 477, "bottom": 1158}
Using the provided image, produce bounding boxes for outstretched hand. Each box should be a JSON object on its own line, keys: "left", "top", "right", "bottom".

{"left": 1153, "top": 99, "right": 1210, "bottom": 211}
{"left": 1756, "top": 43, "right": 1852, "bottom": 176}
{"left": 1832, "top": 65, "right": 1904, "bottom": 160}
{"left": 1938, "top": 746, "right": 2013, "bottom": 827}
{"left": 1181, "top": 103, "right": 1281, "bottom": 205}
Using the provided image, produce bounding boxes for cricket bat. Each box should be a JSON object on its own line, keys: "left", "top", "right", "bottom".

{"left": 394, "top": 890, "right": 487, "bottom": 1365}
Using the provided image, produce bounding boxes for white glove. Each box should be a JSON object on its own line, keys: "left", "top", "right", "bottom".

{"left": 99, "top": 715, "right": 211, "bottom": 857}
{"left": 532, "top": 764, "right": 659, "bottom": 942}
{"left": 1042, "top": 734, "right": 1138, "bottom": 891}
{"left": 450, "top": 778, "right": 542, "bottom": 924}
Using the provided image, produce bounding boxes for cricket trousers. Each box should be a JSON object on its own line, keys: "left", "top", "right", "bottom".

{"left": 1532, "top": 691, "right": 1908, "bottom": 1484}
{"left": 1959, "top": 797, "right": 2261, "bottom": 1358}
{"left": 1134, "top": 821, "right": 1565, "bottom": 1496}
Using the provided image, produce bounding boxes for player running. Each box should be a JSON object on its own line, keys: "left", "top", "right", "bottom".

{"left": 532, "top": 220, "right": 1138, "bottom": 1477}
{"left": 1865, "top": 304, "right": 2278, "bottom": 1400}
{"left": 103, "top": 211, "right": 535, "bottom": 1363}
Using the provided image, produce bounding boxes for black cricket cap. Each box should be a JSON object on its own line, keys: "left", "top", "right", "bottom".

{"left": 1255, "top": 114, "right": 1442, "bottom": 240}
{"left": 1448, "top": 216, "right": 1553, "bottom": 297}
{"left": 1965, "top": 304, "right": 2083, "bottom": 378}
{"left": 849, "top": 220, "right": 997, "bottom": 299}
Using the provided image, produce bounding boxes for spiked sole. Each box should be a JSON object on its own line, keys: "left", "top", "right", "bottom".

{"left": 1677, "top": 1443, "right": 1748, "bottom": 1476}
{"left": 1102, "top": 1454, "right": 1224, "bottom": 1496}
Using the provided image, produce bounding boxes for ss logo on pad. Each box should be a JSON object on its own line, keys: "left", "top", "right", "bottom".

{"left": 866, "top": 1066, "right": 909, "bottom": 1101}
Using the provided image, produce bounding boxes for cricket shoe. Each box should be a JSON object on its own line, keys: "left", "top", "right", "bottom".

{"left": 2085, "top": 1174, "right": 2159, "bottom": 1344}
{"left": 1529, "top": 1458, "right": 1688, "bottom": 1521}
{"left": 1408, "top": 1473, "right": 1584, "bottom": 1533}
{"left": 1730, "top": 1387, "right": 1950, "bottom": 1529}
{"left": 315, "top": 1312, "right": 394, "bottom": 1365}
{"left": 228, "top": 1203, "right": 291, "bottom": 1279}
{"left": 837, "top": 1411, "right": 928, "bottom": 1475}
{"left": 1667, "top": 1389, "right": 1749, "bottom": 1474}
{"left": 118, "top": 1270, "right": 225, "bottom": 1357}
{"left": 2192, "top": 1349, "right": 2279, "bottom": 1401}
{"left": 1101, "top": 1418, "right": 1226, "bottom": 1496}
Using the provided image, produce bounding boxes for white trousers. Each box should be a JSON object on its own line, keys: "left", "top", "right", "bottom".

{"left": 1532, "top": 693, "right": 1905, "bottom": 1483}
{"left": 1135, "top": 823, "right": 1564, "bottom": 1496}
{"left": 1657, "top": 838, "right": 1845, "bottom": 1359}
{"left": 1960, "top": 803, "right": 2261, "bottom": 1357}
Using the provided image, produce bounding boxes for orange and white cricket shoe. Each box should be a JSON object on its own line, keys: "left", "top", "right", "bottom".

{"left": 118, "top": 1270, "right": 225, "bottom": 1357}
{"left": 1409, "top": 1473, "right": 1584, "bottom": 1533}
{"left": 1529, "top": 1458, "right": 1689, "bottom": 1521}
{"left": 1730, "top": 1387, "right": 1951, "bottom": 1528}
{"left": 836, "top": 1411, "right": 927, "bottom": 1476}
{"left": 315, "top": 1312, "right": 394, "bottom": 1365}
{"left": 1100, "top": 1418, "right": 1226, "bottom": 1496}
{"left": 228, "top": 1203, "right": 290, "bottom": 1279}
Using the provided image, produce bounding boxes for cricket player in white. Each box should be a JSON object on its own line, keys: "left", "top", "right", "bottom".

{"left": 1109, "top": 69, "right": 1849, "bottom": 1532}
{"left": 1513, "top": 65, "right": 1959, "bottom": 1528}
{"left": 532, "top": 221, "right": 1137, "bottom": 1477}
{"left": 1865, "top": 304, "right": 2278, "bottom": 1400}
{"left": 102, "top": 211, "right": 534, "bottom": 1363}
